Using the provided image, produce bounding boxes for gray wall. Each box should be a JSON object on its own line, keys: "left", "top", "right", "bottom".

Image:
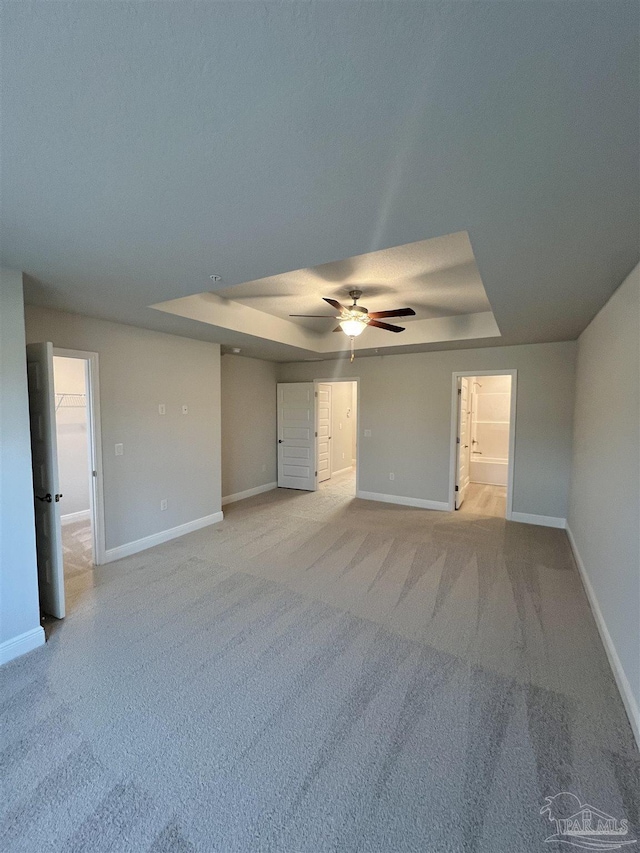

{"left": 25, "top": 305, "right": 222, "bottom": 552}
{"left": 568, "top": 263, "right": 640, "bottom": 722}
{"left": 54, "top": 357, "right": 91, "bottom": 517}
{"left": 278, "top": 341, "right": 576, "bottom": 518}
{"left": 221, "top": 354, "right": 277, "bottom": 498}
{"left": 0, "top": 271, "right": 42, "bottom": 651}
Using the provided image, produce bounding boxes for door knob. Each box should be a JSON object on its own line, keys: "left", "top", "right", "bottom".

{"left": 55, "top": 493, "right": 63, "bottom": 502}
{"left": 35, "top": 493, "right": 52, "bottom": 503}
{"left": 278, "top": 439, "right": 283, "bottom": 444}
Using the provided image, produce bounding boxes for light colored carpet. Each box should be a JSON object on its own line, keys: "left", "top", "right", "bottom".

{"left": 2, "top": 476, "right": 638, "bottom": 852}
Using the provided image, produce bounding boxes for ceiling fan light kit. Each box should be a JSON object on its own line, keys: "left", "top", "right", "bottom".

{"left": 339, "top": 317, "right": 367, "bottom": 337}
{"left": 289, "top": 288, "right": 416, "bottom": 361}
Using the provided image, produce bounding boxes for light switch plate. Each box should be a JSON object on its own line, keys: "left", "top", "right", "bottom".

{"left": 364, "top": 429, "right": 372, "bottom": 437}
{"left": 115, "top": 443, "right": 123, "bottom": 456}
{"left": 158, "top": 404, "right": 166, "bottom": 415}
{"left": 182, "top": 405, "right": 188, "bottom": 415}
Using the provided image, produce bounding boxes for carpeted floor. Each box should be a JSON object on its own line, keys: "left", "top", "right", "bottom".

{"left": 2, "top": 476, "right": 638, "bottom": 852}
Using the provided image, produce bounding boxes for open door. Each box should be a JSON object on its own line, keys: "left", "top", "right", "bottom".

{"left": 277, "top": 382, "right": 316, "bottom": 491}
{"left": 316, "top": 383, "right": 332, "bottom": 483}
{"left": 455, "top": 376, "right": 471, "bottom": 509}
{"left": 26, "top": 342, "right": 65, "bottom": 618}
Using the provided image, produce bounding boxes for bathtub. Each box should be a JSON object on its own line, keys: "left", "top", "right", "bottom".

{"left": 470, "top": 455, "right": 508, "bottom": 486}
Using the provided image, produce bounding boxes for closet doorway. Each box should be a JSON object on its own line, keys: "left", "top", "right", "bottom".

{"left": 53, "top": 349, "right": 105, "bottom": 614}
{"left": 449, "top": 370, "right": 516, "bottom": 519}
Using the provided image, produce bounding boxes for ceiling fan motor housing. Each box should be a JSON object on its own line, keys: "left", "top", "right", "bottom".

{"left": 347, "top": 289, "right": 368, "bottom": 315}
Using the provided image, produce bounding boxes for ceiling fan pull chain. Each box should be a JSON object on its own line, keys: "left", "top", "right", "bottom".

{"left": 350, "top": 336, "right": 355, "bottom": 362}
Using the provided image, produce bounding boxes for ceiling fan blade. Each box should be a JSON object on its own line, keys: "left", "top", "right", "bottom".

{"left": 289, "top": 314, "right": 338, "bottom": 318}
{"left": 323, "top": 297, "right": 346, "bottom": 311}
{"left": 367, "top": 319, "right": 405, "bottom": 333}
{"left": 332, "top": 326, "right": 342, "bottom": 332}
{"left": 367, "top": 308, "right": 416, "bottom": 319}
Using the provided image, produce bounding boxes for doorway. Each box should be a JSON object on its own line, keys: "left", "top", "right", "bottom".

{"left": 449, "top": 370, "right": 516, "bottom": 519}
{"left": 276, "top": 379, "right": 359, "bottom": 495}
{"left": 316, "top": 381, "right": 358, "bottom": 496}
{"left": 53, "top": 354, "right": 95, "bottom": 611}
{"left": 27, "top": 343, "right": 104, "bottom": 621}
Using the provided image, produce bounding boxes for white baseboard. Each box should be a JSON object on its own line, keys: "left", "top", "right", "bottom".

{"left": 0, "top": 626, "right": 45, "bottom": 666}
{"left": 356, "top": 490, "right": 449, "bottom": 512}
{"left": 331, "top": 466, "right": 353, "bottom": 477}
{"left": 104, "top": 511, "right": 224, "bottom": 563}
{"left": 566, "top": 525, "right": 640, "bottom": 749}
{"left": 222, "top": 482, "right": 277, "bottom": 506}
{"left": 61, "top": 509, "right": 91, "bottom": 526}
{"left": 509, "top": 511, "right": 566, "bottom": 529}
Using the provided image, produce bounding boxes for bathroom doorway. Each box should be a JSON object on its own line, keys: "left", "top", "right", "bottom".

{"left": 450, "top": 370, "right": 516, "bottom": 518}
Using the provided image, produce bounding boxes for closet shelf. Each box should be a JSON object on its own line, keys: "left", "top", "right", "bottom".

{"left": 55, "top": 393, "right": 86, "bottom": 411}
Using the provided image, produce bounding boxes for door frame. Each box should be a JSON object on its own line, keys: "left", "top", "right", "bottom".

{"left": 312, "top": 378, "right": 360, "bottom": 494}
{"left": 448, "top": 369, "right": 517, "bottom": 519}
{"left": 53, "top": 348, "right": 106, "bottom": 565}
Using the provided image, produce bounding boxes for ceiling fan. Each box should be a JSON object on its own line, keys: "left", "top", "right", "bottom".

{"left": 290, "top": 289, "right": 415, "bottom": 360}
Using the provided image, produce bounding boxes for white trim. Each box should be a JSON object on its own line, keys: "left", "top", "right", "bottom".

{"left": 61, "top": 509, "right": 91, "bottom": 525}
{"left": 566, "top": 525, "right": 640, "bottom": 748}
{"left": 509, "top": 512, "right": 566, "bottom": 529}
{"left": 0, "top": 627, "right": 45, "bottom": 666}
{"left": 222, "top": 482, "right": 277, "bottom": 506}
{"left": 356, "top": 490, "right": 449, "bottom": 512}
{"left": 449, "top": 370, "right": 517, "bottom": 518}
{"left": 331, "top": 466, "right": 353, "bottom": 477}
{"left": 53, "top": 348, "right": 106, "bottom": 565}
{"left": 104, "top": 511, "right": 224, "bottom": 563}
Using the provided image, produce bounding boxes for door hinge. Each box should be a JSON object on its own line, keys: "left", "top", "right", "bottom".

{"left": 455, "top": 485, "right": 459, "bottom": 492}
{"left": 458, "top": 388, "right": 462, "bottom": 395}
{"left": 456, "top": 437, "right": 460, "bottom": 444}
{"left": 315, "top": 391, "right": 318, "bottom": 397}
{"left": 315, "top": 431, "right": 318, "bottom": 437}
{"left": 315, "top": 471, "right": 317, "bottom": 476}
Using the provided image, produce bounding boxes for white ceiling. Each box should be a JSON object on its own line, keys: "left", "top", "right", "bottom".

{"left": 2, "top": 2, "right": 638, "bottom": 361}
{"left": 216, "top": 232, "right": 490, "bottom": 333}
{"left": 153, "top": 231, "right": 499, "bottom": 357}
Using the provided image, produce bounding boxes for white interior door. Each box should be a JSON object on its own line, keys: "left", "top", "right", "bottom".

{"left": 316, "top": 383, "right": 332, "bottom": 483}
{"left": 26, "top": 342, "right": 65, "bottom": 618}
{"left": 277, "top": 383, "right": 316, "bottom": 491}
{"left": 455, "top": 377, "right": 471, "bottom": 509}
